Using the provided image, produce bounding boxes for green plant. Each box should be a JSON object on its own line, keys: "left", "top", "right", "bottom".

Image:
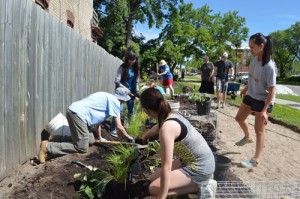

{"left": 145, "top": 141, "right": 161, "bottom": 172}
{"left": 74, "top": 144, "right": 139, "bottom": 199}
{"left": 127, "top": 103, "right": 148, "bottom": 138}
{"left": 74, "top": 170, "right": 113, "bottom": 199}
{"left": 188, "top": 92, "right": 211, "bottom": 103}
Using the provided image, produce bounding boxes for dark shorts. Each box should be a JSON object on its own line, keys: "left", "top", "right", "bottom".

{"left": 162, "top": 78, "right": 173, "bottom": 86}
{"left": 243, "top": 95, "right": 273, "bottom": 113}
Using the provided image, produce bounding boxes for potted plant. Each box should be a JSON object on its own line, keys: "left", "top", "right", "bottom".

{"left": 188, "top": 93, "right": 212, "bottom": 115}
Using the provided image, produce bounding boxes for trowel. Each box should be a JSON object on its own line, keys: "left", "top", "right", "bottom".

{"left": 71, "top": 160, "right": 98, "bottom": 171}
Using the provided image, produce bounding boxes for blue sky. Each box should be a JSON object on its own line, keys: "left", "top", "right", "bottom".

{"left": 135, "top": 0, "right": 300, "bottom": 47}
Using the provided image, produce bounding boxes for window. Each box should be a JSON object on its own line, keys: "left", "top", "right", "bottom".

{"left": 35, "top": 0, "right": 49, "bottom": 10}
{"left": 66, "top": 10, "right": 74, "bottom": 28}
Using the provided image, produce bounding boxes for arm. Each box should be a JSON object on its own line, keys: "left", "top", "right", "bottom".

{"left": 141, "top": 124, "right": 159, "bottom": 143}
{"left": 240, "top": 84, "right": 248, "bottom": 97}
{"left": 96, "top": 124, "right": 102, "bottom": 140}
{"left": 229, "top": 65, "right": 234, "bottom": 77}
{"left": 210, "top": 63, "right": 214, "bottom": 81}
{"left": 261, "top": 86, "right": 276, "bottom": 123}
{"left": 114, "top": 117, "right": 129, "bottom": 137}
{"left": 157, "top": 121, "right": 180, "bottom": 199}
{"left": 115, "top": 66, "right": 125, "bottom": 88}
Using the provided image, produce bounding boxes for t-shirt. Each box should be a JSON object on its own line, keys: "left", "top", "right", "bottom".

{"left": 200, "top": 62, "right": 214, "bottom": 81}
{"left": 159, "top": 65, "right": 173, "bottom": 80}
{"left": 164, "top": 113, "right": 215, "bottom": 178}
{"left": 68, "top": 92, "right": 120, "bottom": 127}
{"left": 215, "top": 60, "right": 233, "bottom": 80}
{"left": 247, "top": 56, "right": 277, "bottom": 103}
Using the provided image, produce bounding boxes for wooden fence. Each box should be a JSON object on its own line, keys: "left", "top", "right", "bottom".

{"left": 0, "top": 0, "right": 122, "bottom": 180}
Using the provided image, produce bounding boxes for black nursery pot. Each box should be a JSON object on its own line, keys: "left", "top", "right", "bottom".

{"left": 196, "top": 100, "right": 211, "bottom": 115}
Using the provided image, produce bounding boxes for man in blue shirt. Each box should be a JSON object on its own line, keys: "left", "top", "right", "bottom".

{"left": 38, "top": 87, "right": 133, "bottom": 164}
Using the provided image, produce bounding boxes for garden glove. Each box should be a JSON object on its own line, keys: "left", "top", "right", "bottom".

{"left": 126, "top": 135, "right": 135, "bottom": 143}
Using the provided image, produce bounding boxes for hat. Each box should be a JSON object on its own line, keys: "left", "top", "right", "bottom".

{"left": 159, "top": 60, "right": 167, "bottom": 66}
{"left": 115, "top": 87, "right": 131, "bottom": 101}
{"left": 222, "top": 52, "right": 228, "bottom": 58}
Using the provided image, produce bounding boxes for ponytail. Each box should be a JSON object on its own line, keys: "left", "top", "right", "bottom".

{"left": 262, "top": 36, "right": 273, "bottom": 66}
{"left": 157, "top": 99, "right": 171, "bottom": 128}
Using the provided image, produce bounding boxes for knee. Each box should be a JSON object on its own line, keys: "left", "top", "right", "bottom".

{"left": 235, "top": 115, "right": 241, "bottom": 123}
{"left": 148, "top": 184, "right": 159, "bottom": 196}
{"left": 75, "top": 145, "right": 89, "bottom": 153}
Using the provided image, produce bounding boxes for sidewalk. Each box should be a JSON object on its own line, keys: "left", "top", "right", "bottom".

{"left": 275, "top": 98, "right": 300, "bottom": 110}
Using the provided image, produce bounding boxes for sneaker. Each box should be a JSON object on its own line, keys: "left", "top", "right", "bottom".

{"left": 240, "top": 159, "right": 258, "bottom": 168}
{"left": 100, "top": 137, "right": 107, "bottom": 142}
{"left": 235, "top": 136, "right": 255, "bottom": 146}
{"left": 48, "top": 134, "right": 56, "bottom": 142}
{"left": 221, "top": 102, "right": 225, "bottom": 108}
{"left": 38, "top": 140, "right": 48, "bottom": 164}
{"left": 110, "top": 130, "right": 118, "bottom": 138}
{"left": 200, "top": 179, "right": 217, "bottom": 199}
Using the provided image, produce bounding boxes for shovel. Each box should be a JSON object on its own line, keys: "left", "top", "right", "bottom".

{"left": 72, "top": 160, "right": 98, "bottom": 171}
{"left": 94, "top": 140, "right": 148, "bottom": 149}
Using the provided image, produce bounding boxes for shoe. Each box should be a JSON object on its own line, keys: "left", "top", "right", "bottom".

{"left": 110, "top": 130, "right": 118, "bottom": 138}
{"left": 221, "top": 102, "right": 225, "bottom": 108}
{"left": 99, "top": 137, "right": 107, "bottom": 142}
{"left": 240, "top": 159, "right": 258, "bottom": 168}
{"left": 200, "top": 179, "right": 217, "bottom": 199}
{"left": 235, "top": 136, "right": 255, "bottom": 146}
{"left": 38, "top": 140, "right": 48, "bottom": 164}
{"left": 48, "top": 134, "right": 56, "bottom": 142}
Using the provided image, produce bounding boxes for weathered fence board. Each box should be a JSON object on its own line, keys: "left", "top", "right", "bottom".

{"left": 0, "top": 0, "right": 122, "bottom": 180}
{"left": 0, "top": 0, "right": 7, "bottom": 180}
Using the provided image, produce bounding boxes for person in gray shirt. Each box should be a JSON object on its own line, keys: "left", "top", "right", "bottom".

{"left": 235, "top": 33, "right": 276, "bottom": 168}
{"left": 140, "top": 88, "right": 216, "bottom": 198}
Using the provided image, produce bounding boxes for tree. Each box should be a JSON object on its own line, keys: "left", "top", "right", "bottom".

{"left": 93, "top": 0, "right": 181, "bottom": 58}
{"left": 158, "top": 3, "right": 248, "bottom": 71}
{"left": 270, "top": 30, "right": 294, "bottom": 78}
{"left": 288, "top": 22, "right": 300, "bottom": 61}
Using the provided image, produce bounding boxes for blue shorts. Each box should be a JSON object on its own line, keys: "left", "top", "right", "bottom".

{"left": 243, "top": 95, "right": 273, "bottom": 113}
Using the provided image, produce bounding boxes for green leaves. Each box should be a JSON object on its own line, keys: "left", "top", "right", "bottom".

{"left": 75, "top": 169, "right": 113, "bottom": 199}
{"left": 188, "top": 92, "right": 211, "bottom": 103}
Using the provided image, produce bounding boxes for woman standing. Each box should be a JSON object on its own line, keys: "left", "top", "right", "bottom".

{"left": 140, "top": 88, "right": 216, "bottom": 198}
{"left": 235, "top": 33, "right": 276, "bottom": 168}
{"left": 157, "top": 60, "right": 175, "bottom": 96}
{"left": 199, "top": 55, "right": 214, "bottom": 94}
{"left": 110, "top": 51, "right": 140, "bottom": 138}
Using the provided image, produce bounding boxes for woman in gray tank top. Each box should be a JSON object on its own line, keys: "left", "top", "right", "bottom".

{"left": 140, "top": 88, "right": 216, "bottom": 199}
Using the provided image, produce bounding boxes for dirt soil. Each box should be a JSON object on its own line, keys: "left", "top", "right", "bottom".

{"left": 1, "top": 99, "right": 300, "bottom": 199}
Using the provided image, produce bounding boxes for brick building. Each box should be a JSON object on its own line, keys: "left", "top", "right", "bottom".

{"left": 34, "top": 0, "right": 103, "bottom": 42}
{"left": 232, "top": 46, "right": 251, "bottom": 73}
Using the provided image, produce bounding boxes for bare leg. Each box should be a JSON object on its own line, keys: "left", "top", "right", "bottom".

{"left": 169, "top": 85, "right": 175, "bottom": 95}
{"left": 235, "top": 104, "right": 252, "bottom": 138}
{"left": 148, "top": 159, "right": 198, "bottom": 196}
{"left": 253, "top": 112, "right": 268, "bottom": 161}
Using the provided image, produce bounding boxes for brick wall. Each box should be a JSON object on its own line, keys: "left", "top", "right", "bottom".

{"left": 38, "top": 0, "right": 94, "bottom": 40}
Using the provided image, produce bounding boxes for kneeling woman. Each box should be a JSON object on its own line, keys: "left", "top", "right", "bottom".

{"left": 140, "top": 88, "right": 215, "bottom": 198}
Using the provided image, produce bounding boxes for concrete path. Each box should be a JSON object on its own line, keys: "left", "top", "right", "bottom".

{"left": 275, "top": 98, "right": 300, "bottom": 110}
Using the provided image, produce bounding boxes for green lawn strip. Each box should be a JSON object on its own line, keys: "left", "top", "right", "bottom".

{"left": 184, "top": 76, "right": 201, "bottom": 81}
{"left": 271, "top": 104, "right": 300, "bottom": 129}
{"left": 276, "top": 94, "right": 300, "bottom": 103}
{"left": 175, "top": 81, "right": 200, "bottom": 92}
{"left": 228, "top": 97, "right": 300, "bottom": 130}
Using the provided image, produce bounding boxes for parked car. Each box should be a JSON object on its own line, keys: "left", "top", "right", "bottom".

{"left": 236, "top": 72, "right": 249, "bottom": 84}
